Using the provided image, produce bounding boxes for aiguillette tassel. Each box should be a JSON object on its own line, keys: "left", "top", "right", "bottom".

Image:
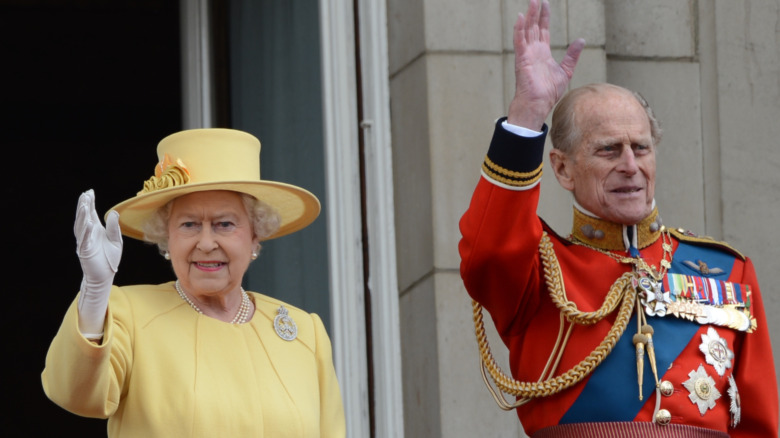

{"left": 633, "top": 333, "right": 648, "bottom": 400}
{"left": 642, "top": 324, "right": 660, "bottom": 385}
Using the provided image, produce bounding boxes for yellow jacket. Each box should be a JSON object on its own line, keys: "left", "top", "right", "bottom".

{"left": 42, "top": 282, "right": 346, "bottom": 437}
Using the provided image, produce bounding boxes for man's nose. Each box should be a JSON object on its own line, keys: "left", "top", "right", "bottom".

{"left": 616, "top": 146, "right": 639, "bottom": 174}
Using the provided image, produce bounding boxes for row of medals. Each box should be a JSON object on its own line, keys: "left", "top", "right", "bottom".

{"left": 634, "top": 264, "right": 754, "bottom": 333}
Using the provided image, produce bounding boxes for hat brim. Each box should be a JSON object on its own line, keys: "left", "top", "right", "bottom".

{"left": 108, "top": 181, "right": 321, "bottom": 241}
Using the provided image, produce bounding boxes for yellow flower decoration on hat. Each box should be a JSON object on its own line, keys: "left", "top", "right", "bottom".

{"left": 138, "top": 153, "right": 191, "bottom": 195}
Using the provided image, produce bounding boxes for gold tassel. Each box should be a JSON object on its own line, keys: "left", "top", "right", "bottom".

{"left": 641, "top": 324, "right": 660, "bottom": 385}
{"left": 633, "top": 333, "right": 648, "bottom": 400}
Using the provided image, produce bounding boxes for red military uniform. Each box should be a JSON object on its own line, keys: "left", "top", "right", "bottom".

{"left": 459, "top": 119, "right": 778, "bottom": 437}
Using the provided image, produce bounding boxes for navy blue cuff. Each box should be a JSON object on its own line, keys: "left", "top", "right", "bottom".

{"left": 482, "top": 117, "right": 548, "bottom": 188}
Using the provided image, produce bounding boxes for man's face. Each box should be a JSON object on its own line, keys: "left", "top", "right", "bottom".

{"left": 551, "top": 89, "right": 656, "bottom": 225}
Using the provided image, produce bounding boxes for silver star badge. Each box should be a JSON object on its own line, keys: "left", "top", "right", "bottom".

{"left": 683, "top": 365, "right": 721, "bottom": 416}
{"left": 699, "top": 327, "right": 734, "bottom": 376}
{"left": 728, "top": 374, "right": 741, "bottom": 428}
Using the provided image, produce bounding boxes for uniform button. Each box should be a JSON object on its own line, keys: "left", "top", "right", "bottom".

{"left": 659, "top": 380, "right": 674, "bottom": 397}
{"left": 655, "top": 409, "right": 671, "bottom": 425}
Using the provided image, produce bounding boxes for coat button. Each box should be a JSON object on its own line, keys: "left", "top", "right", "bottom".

{"left": 655, "top": 409, "right": 671, "bottom": 425}
{"left": 659, "top": 380, "right": 674, "bottom": 397}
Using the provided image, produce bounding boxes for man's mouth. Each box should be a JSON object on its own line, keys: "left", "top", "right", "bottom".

{"left": 612, "top": 187, "right": 642, "bottom": 193}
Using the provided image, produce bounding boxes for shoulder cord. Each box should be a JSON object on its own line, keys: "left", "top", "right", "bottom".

{"left": 473, "top": 231, "right": 637, "bottom": 409}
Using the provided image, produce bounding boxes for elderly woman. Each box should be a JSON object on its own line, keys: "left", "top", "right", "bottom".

{"left": 42, "top": 129, "right": 345, "bottom": 437}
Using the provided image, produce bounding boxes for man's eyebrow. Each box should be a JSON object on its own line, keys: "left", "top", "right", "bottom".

{"left": 591, "top": 135, "right": 652, "bottom": 147}
{"left": 591, "top": 137, "right": 620, "bottom": 147}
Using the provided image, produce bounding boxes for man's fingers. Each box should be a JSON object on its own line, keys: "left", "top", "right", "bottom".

{"left": 539, "top": 0, "right": 551, "bottom": 34}
{"left": 526, "top": 0, "right": 541, "bottom": 30}
{"left": 560, "top": 38, "right": 586, "bottom": 78}
{"left": 514, "top": 13, "right": 527, "bottom": 52}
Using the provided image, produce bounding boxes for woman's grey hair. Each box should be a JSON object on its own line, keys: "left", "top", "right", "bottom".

{"left": 550, "top": 83, "right": 663, "bottom": 154}
{"left": 142, "top": 192, "right": 282, "bottom": 253}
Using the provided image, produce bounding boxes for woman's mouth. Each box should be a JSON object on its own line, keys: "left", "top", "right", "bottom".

{"left": 195, "top": 261, "right": 225, "bottom": 270}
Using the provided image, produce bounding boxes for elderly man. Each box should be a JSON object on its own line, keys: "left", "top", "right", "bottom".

{"left": 458, "top": 1, "right": 778, "bottom": 437}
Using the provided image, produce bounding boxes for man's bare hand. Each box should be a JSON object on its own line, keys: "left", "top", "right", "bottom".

{"left": 507, "top": 0, "right": 585, "bottom": 130}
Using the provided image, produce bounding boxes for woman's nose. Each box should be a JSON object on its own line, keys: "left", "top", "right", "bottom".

{"left": 196, "top": 227, "right": 219, "bottom": 252}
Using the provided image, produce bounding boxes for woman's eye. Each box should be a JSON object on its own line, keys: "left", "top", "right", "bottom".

{"left": 215, "top": 221, "right": 235, "bottom": 230}
{"left": 176, "top": 221, "right": 201, "bottom": 234}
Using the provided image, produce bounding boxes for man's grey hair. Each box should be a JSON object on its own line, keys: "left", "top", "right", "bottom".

{"left": 550, "top": 83, "right": 663, "bottom": 154}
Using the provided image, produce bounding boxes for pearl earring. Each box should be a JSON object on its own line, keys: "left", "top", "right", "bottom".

{"left": 251, "top": 251, "right": 258, "bottom": 261}
{"left": 163, "top": 251, "right": 171, "bottom": 260}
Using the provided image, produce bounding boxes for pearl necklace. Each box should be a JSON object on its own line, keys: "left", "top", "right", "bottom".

{"left": 174, "top": 280, "right": 252, "bottom": 324}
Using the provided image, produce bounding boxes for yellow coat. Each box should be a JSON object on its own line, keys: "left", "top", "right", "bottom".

{"left": 42, "top": 282, "right": 346, "bottom": 437}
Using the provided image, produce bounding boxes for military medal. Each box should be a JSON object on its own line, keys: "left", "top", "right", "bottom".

{"left": 699, "top": 327, "right": 734, "bottom": 376}
{"left": 727, "top": 374, "right": 741, "bottom": 428}
{"left": 683, "top": 365, "right": 721, "bottom": 416}
{"left": 666, "top": 300, "right": 704, "bottom": 321}
{"left": 274, "top": 305, "right": 298, "bottom": 341}
{"left": 696, "top": 306, "right": 752, "bottom": 332}
{"left": 636, "top": 274, "right": 671, "bottom": 317}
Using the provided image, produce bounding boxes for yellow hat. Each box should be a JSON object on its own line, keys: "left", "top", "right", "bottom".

{"left": 108, "top": 128, "right": 320, "bottom": 241}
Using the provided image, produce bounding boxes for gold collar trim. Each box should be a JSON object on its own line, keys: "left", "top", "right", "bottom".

{"left": 570, "top": 207, "right": 663, "bottom": 251}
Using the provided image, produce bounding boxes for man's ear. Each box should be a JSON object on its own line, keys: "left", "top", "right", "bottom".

{"left": 549, "top": 149, "right": 575, "bottom": 192}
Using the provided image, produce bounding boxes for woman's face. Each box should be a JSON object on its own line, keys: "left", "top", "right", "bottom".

{"left": 167, "top": 190, "right": 258, "bottom": 298}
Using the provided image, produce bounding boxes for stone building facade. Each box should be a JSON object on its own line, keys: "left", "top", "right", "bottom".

{"left": 15, "top": 1, "right": 777, "bottom": 436}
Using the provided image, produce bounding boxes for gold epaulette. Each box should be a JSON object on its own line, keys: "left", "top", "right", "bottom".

{"left": 668, "top": 228, "right": 745, "bottom": 261}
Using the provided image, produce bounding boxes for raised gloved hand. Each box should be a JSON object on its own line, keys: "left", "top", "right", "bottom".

{"left": 74, "top": 189, "right": 123, "bottom": 339}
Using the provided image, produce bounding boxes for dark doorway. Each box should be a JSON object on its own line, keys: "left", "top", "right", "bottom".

{"left": 2, "top": 0, "right": 181, "bottom": 435}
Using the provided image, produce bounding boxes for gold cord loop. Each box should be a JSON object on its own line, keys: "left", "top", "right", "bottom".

{"left": 473, "top": 232, "right": 637, "bottom": 403}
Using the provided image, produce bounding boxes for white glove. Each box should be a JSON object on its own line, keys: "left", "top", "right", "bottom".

{"left": 74, "top": 189, "right": 123, "bottom": 339}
